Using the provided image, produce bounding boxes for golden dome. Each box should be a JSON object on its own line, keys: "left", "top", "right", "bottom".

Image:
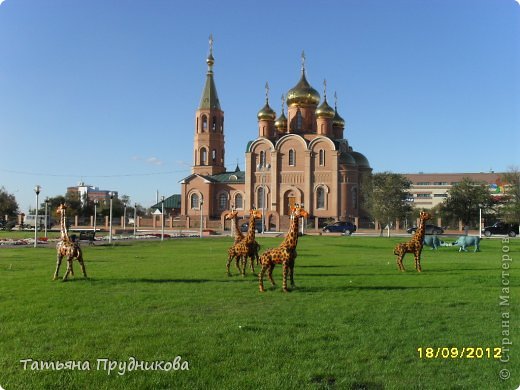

{"left": 257, "top": 102, "right": 276, "bottom": 121}
{"left": 274, "top": 110, "right": 287, "bottom": 129}
{"left": 286, "top": 71, "right": 320, "bottom": 107}
{"left": 316, "top": 98, "right": 335, "bottom": 119}
{"left": 333, "top": 108, "right": 345, "bottom": 127}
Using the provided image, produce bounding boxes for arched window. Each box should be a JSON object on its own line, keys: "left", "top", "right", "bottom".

{"left": 235, "top": 194, "right": 243, "bottom": 209}
{"left": 288, "top": 149, "right": 295, "bottom": 166}
{"left": 317, "top": 187, "right": 325, "bottom": 209}
{"left": 194, "top": 149, "right": 197, "bottom": 164}
{"left": 190, "top": 194, "right": 199, "bottom": 209}
{"left": 202, "top": 115, "right": 208, "bottom": 132}
{"left": 196, "top": 118, "right": 199, "bottom": 133}
{"left": 200, "top": 148, "right": 207, "bottom": 165}
{"left": 296, "top": 110, "right": 303, "bottom": 130}
{"left": 352, "top": 187, "right": 358, "bottom": 209}
{"left": 258, "top": 187, "right": 265, "bottom": 209}
{"left": 221, "top": 149, "right": 225, "bottom": 164}
{"left": 212, "top": 116, "right": 217, "bottom": 132}
{"left": 218, "top": 193, "right": 228, "bottom": 210}
{"left": 212, "top": 149, "right": 216, "bottom": 162}
{"left": 319, "top": 149, "right": 325, "bottom": 166}
{"left": 259, "top": 151, "right": 265, "bottom": 167}
{"left": 221, "top": 117, "right": 224, "bottom": 133}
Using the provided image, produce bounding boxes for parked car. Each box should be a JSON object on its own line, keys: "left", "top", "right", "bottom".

{"left": 407, "top": 224, "right": 444, "bottom": 235}
{"left": 240, "top": 220, "right": 266, "bottom": 233}
{"left": 482, "top": 222, "right": 519, "bottom": 237}
{"left": 322, "top": 221, "right": 357, "bottom": 235}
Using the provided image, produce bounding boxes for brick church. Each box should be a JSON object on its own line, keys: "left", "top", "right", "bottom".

{"left": 180, "top": 39, "right": 372, "bottom": 230}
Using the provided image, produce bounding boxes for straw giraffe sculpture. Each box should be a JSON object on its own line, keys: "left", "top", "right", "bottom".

{"left": 225, "top": 208, "right": 262, "bottom": 276}
{"left": 394, "top": 211, "right": 432, "bottom": 272}
{"left": 224, "top": 209, "right": 261, "bottom": 275}
{"left": 53, "top": 204, "right": 87, "bottom": 281}
{"left": 258, "top": 204, "right": 308, "bottom": 292}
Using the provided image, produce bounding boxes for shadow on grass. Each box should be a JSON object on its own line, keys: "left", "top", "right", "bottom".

{"left": 295, "top": 285, "right": 443, "bottom": 293}
{"left": 90, "top": 278, "right": 212, "bottom": 284}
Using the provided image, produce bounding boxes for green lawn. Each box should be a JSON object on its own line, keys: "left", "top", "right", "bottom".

{"left": 0, "top": 236, "right": 518, "bottom": 389}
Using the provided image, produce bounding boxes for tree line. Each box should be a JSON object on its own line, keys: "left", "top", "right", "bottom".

{"left": 361, "top": 167, "right": 520, "bottom": 229}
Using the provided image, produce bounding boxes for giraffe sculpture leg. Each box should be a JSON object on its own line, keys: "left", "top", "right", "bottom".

{"left": 258, "top": 262, "right": 269, "bottom": 292}
{"left": 267, "top": 262, "right": 276, "bottom": 286}
{"left": 77, "top": 252, "right": 87, "bottom": 278}
{"left": 63, "top": 257, "right": 75, "bottom": 281}
{"left": 282, "top": 263, "right": 290, "bottom": 292}
{"left": 414, "top": 250, "right": 422, "bottom": 272}
{"left": 53, "top": 253, "right": 64, "bottom": 280}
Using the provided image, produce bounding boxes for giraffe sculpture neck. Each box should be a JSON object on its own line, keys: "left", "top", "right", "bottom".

{"left": 58, "top": 205, "right": 70, "bottom": 242}
{"left": 280, "top": 213, "right": 300, "bottom": 250}
{"left": 231, "top": 213, "right": 244, "bottom": 242}
{"left": 244, "top": 212, "right": 257, "bottom": 244}
{"left": 414, "top": 216, "right": 428, "bottom": 243}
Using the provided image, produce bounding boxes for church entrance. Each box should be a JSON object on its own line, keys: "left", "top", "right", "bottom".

{"left": 286, "top": 196, "right": 296, "bottom": 215}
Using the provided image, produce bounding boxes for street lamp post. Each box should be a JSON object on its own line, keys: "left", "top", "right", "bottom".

{"left": 34, "top": 185, "right": 41, "bottom": 248}
{"left": 257, "top": 162, "right": 270, "bottom": 234}
{"left": 199, "top": 198, "right": 204, "bottom": 238}
{"left": 123, "top": 201, "right": 127, "bottom": 230}
{"left": 133, "top": 203, "right": 137, "bottom": 237}
{"left": 93, "top": 199, "right": 98, "bottom": 233}
{"left": 109, "top": 192, "right": 114, "bottom": 244}
{"left": 44, "top": 198, "right": 49, "bottom": 239}
{"left": 161, "top": 196, "right": 165, "bottom": 241}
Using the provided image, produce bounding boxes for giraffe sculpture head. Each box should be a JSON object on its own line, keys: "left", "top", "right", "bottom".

{"left": 419, "top": 211, "right": 432, "bottom": 222}
{"left": 249, "top": 208, "right": 262, "bottom": 220}
{"left": 224, "top": 210, "right": 239, "bottom": 220}
{"left": 291, "top": 204, "right": 309, "bottom": 220}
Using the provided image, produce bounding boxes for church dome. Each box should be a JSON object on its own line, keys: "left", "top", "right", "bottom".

{"left": 339, "top": 151, "right": 357, "bottom": 166}
{"left": 274, "top": 110, "right": 287, "bottom": 130}
{"left": 286, "top": 72, "right": 320, "bottom": 107}
{"left": 257, "top": 102, "right": 276, "bottom": 121}
{"left": 350, "top": 151, "right": 370, "bottom": 168}
{"left": 333, "top": 108, "right": 345, "bottom": 128}
{"left": 315, "top": 98, "right": 335, "bottom": 119}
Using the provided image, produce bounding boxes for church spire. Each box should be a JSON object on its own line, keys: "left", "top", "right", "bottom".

{"left": 199, "top": 34, "right": 221, "bottom": 110}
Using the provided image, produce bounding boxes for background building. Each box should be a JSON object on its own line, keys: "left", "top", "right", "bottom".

{"left": 67, "top": 182, "right": 119, "bottom": 205}
{"left": 404, "top": 172, "right": 505, "bottom": 209}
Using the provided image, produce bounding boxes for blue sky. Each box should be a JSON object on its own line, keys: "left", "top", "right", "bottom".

{"left": 1, "top": 0, "right": 519, "bottom": 212}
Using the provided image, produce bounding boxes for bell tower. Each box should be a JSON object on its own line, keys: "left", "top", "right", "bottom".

{"left": 193, "top": 34, "right": 225, "bottom": 176}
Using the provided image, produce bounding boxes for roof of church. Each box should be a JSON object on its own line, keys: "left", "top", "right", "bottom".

{"left": 198, "top": 39, "right": 221, "bottom": 110}
{"left": 150, "top": 194, "right": 181, "bottom": 210}
{"left": 180, "top": 170, "right": 245, "bottom": 185}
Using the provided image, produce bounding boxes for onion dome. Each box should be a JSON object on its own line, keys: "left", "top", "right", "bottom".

{"left": 333, "top": 108, "right": 345, "bottom": 127}
{"left": 316, "top": 98, "right": 335, "bottom": 119}
{"left": 332, "top": 92, "right": 345, "bottom": 127}
{"left": 257, "top": 102, "right": 276, "bottom": 121}
{"left": 339, "top": 151, "right": 357, "bottom": 166}
{"left": 275, "top": 94, "right": 288, "bottom": 130}
{"left": 274, "top": 110, "right": 287, "bottom": 129}
{"left": 286, "top": 51, "right": 320, "bottom": 107}
{"left": 316, "top": 80, "right": 335, "bottom": 118}
{"left": 257, "top": 81, "right": 276, "bottom": 121}
{"left": 350, "top": 150, "right": 371, "bottom": 168}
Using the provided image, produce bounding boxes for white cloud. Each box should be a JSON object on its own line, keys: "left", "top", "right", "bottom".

{"left": 146, "top": 157, "right": 164, "bottom": 166}
{"left": 0, "top": 0, "right": 6, "bottom": 6}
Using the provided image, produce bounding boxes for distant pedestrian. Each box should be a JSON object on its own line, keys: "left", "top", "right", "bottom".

{"left": 463, "top": 224, "right": 469, "bottom": 236}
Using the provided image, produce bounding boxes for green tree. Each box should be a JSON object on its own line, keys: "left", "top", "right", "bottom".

{"left": 442, "top": 178, "right": 495, "bottom": 227}
{"left": 362, "top": 172, "right": 413, "bottom": 235}
{"left": 0, "top": 187, "right": 19, "bottom": 217}
{"left": 500, "top": 167, "right": 520, "bottom": 222}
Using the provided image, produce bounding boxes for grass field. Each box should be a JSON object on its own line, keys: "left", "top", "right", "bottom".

{"left": 0, "top": 235, "right": 518, "bottom": 389}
